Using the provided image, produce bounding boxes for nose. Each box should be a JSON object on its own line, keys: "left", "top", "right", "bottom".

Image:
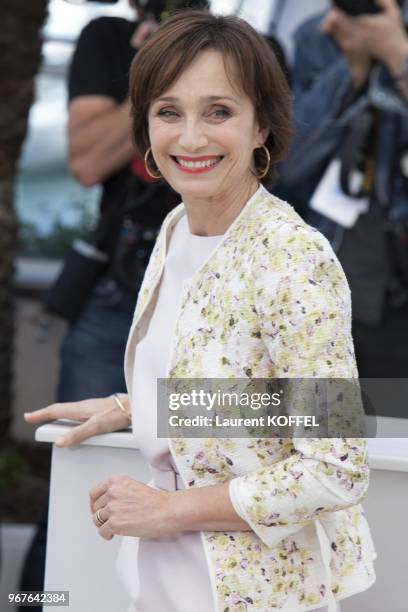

{"left": 178, "top": 118, "right": 208, "bottom": 152}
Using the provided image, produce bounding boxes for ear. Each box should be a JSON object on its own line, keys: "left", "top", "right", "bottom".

{"left": 255, "top": 126, "right": 270, "bottom": 148}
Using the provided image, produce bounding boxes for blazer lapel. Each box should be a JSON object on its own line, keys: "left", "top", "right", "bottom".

{"left": 124, "top": 203, "right": 186, "bottom": 394}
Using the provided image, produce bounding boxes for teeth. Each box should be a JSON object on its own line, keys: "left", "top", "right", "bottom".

{"left": 176, "top": 157, "right": 221, "bottom": 169}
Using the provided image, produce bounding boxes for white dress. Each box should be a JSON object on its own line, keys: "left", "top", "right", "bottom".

{"left": 117, "top": 214, "right": 222, "bottom": 612}
{"left": 115, "top": 212, "right": 342, "bottom": 612}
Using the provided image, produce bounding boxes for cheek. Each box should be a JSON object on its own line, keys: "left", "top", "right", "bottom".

{"left": 214, "top": 125, "right": 248, "bottom": 162}
{"left": 219, "top": 123, "right": 258, "bottom": 158}
{"left": 148, "top": 120, "right": 174, "bottom": 154}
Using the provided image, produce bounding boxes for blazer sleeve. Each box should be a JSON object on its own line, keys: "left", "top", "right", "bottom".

{"left": 228, "top": 221, "right": 369, "bottom": 549}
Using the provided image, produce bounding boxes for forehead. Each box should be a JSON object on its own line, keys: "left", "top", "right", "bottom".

{"left": 152, "top": 49, "right": 246, "bottom": 103}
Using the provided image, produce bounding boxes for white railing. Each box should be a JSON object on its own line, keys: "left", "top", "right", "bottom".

{"left": 36, "top": 424, "right": 150, "bottom": 612}
{"left": 36, "top": 422, "right": 408, "bottom": 612}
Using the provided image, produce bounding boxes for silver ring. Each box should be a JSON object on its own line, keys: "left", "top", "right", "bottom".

{"left": 95, "top": 509, "right": 106, "bottom": 527}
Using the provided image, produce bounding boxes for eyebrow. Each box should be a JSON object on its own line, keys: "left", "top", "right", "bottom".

{"left": 153, "top": 95, "right": 240, "bottom": 104}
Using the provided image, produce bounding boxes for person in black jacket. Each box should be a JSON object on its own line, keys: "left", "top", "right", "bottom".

{"left": 275, "top": 0, "right": 408, "bottom": 377}
{"left": 19, "top": 2, "right": 178, "bottom": 606}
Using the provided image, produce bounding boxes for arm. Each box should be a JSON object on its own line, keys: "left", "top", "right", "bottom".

{"left": 166, "top": 225, "right": 367, "bottom": 542}
{"left": 139, "top": 226, "right": 366, "bottom": 540}
{"left": 67, "top": 17, "right": 136, "bottom": 186}
{"left": 355, "top": 0, "right": 408, "bottom": 107}
{"left": 224, "top": 224, "right": 367, "bottom": 548}
{"left": 89, "top": 228, "right": 367, "bottom": 541}
{"left": 90, "top": 472, "right": 251, "bottom": 541}
{"left": 24, "top": 394, "right": 132, "bottom": 446}
{"left": 278, "top": 17, "right": 357, "bottom": 188}
{"left": 336, "top": 0, "right": 408, "bottom": 113}
{"left": 68, "top": 96, "right": 134, "bottom": 187}
{"left": 171, "top": 481, "right": 251, "bottom": 532}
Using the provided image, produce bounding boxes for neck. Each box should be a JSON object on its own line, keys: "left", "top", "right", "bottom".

{"left": 182, "top": 177, "right": 260, "bottom": 237}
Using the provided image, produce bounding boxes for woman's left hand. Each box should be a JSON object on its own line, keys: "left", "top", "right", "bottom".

{"left": 89, "top": 475, "right": 173, "bottom": 541}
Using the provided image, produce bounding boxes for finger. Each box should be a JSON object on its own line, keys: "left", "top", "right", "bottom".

{"left": 321, "top": 10, "right": 339, "bottom": 32}
{"left": 90, "top": 491, "right": 109, "bottom": 515}
{"left": 93, "top": 512, "right": 114, "bottom": 540}
{"left": 89, "top": 474, "right": 132, "bottom": 513}
{"left": 131, "top": 20, "right": 157, "bottom": 48}
{"left": 323, "top": 9, "right": 354, "bottom": 37}
{"left": 374, "top": 0, "right": 399, "bottom": 15}
{"left": 329, "top": 6, "right": 348, "bottom": 20}
{"left": 55, "top": 416, "right": 104, "bottom": 448}
{"left": 92, "top": 506, "right": 109, "bottom": 528}
{"left": 24, "top": 403, "right": 74, "bottom": 423}
{"left": 24, "top": 400, "right": 94, "bottom": 424}
{"left": 98, "top": 517, "right": 114, "bottom": 540}
{"left": 89, "top": 479, "right": 110, "bottom": 506}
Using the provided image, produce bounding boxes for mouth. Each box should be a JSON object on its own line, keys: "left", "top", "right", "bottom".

{"left": 170, "top": 155, "right": 224, "bottom": 174}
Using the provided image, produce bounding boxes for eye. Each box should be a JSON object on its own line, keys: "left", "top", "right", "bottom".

{"left": 209, "top": 107, "right": 231, "bottom": 120}
{"left": 157, "top": 108, "right": 179, "bottom": 118}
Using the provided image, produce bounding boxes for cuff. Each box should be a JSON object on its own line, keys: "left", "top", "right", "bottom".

{"left": 228, "top": 475, "right": 306, "bottom": 549}
{"left": 228, "top": 478, "right": 249, "bottom": 523}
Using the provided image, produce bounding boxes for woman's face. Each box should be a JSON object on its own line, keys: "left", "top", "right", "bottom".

{"left": 148, "top": 50, "right": 267, "bottom": 202}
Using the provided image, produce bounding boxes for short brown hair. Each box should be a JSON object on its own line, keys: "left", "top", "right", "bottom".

{"left": 129, "top": 10, "right": 292, "bottom": 185}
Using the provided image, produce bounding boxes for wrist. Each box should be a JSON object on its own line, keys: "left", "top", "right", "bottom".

{"left": 169, "top": 487, "right": 217, "bottom": 533}
{"left": 169, "top": 482, "right": 251, "bottom": 533}
{"left": 162, "top": 491, "right": 185, "bottom": 534}
{"left": 111, "top": 393, "right": 131, "bottom": 421}
{"left": 169, "top": 489, "right": 196, "bottom": 533}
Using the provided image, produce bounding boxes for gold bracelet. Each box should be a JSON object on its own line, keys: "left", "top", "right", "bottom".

{"left": 112, "top": 394, "right": 132, "bottom": 421}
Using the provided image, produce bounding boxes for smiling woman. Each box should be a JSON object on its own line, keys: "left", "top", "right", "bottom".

{"left": 145, "top": 49, "right": 271, "bottom": 226}
{"left": 129, "top": 9, "right": 292, "bottom": 190}
{"left": 25, "top": 8, "right": 375, "bottom": 612}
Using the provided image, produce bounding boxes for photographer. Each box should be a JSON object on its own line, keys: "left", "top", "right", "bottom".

{"left": 19, "top": 2, "right": 204, "bottom": 606}
{"left": 276, "top": 0, "right": 408, "bottom": 376}
{"left": 58, "top": 1, "right": 179, "bottom": 403}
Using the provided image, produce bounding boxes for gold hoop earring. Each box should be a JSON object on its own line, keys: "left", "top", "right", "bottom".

{"left": 254, "top": 144, "right": 271, "bottom": 179}
{"left": 144, "top": 147, "right": 162, "bottom": 179}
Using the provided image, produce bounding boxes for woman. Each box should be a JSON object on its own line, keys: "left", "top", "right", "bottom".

{"left": 25, "top": 10, "right": 376, "bottom": 612}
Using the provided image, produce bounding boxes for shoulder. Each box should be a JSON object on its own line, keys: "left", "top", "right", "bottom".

{"left": 251, "top": 188, "right": 349, "bottom": 290}
{"left": 251, "top": 186, "right": 329, "bottom": 251}
{"left": 294, "top": 11, "right": 326, "bottom": 43}
{"left": 292, "top": 11, "right": 339, "bottom": 62}
{"left": 74, "top": 17, "right": 135, "bottom": 52}
{"left": 69, "top": 17, "right": 136, "bottom": 102}
{"left": 79, "top": 16, "right": 135, "bottom": 39}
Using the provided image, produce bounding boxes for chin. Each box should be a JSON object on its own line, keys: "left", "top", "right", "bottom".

{"left": 179, "top": 185, "right": 218, "bottom": 200}
{"left": 168, "top": 176, "right": 220, "bottom": 199}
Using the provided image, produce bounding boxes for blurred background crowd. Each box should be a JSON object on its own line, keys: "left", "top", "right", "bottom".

{"left": 1, "top": 0, "right": 407, "bottom": 608}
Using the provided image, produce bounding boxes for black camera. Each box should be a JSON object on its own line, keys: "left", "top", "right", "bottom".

{"left": 137, "top": 0, "right": 209, "bottom": 19}
{"left": 333, "top": 0, "right": 403, "bottom": 16}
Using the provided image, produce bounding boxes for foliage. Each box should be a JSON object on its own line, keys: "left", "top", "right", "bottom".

{"left": 18, "top": 204, "right": 96, "bottom": 259}
{"left": 0, "top": 0, "right": 49, "bottom": 442}
{"left": 0, "top": 440, "right": 51, "bottom": 523}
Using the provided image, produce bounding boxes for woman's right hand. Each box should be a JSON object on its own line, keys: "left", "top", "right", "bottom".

{"left": 24, "top": 395, "right": 131, "bottom": 448}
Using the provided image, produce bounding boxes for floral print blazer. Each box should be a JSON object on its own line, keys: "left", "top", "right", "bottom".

{"left": 124, "top": 185, "right": 376, "bottom": 612}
